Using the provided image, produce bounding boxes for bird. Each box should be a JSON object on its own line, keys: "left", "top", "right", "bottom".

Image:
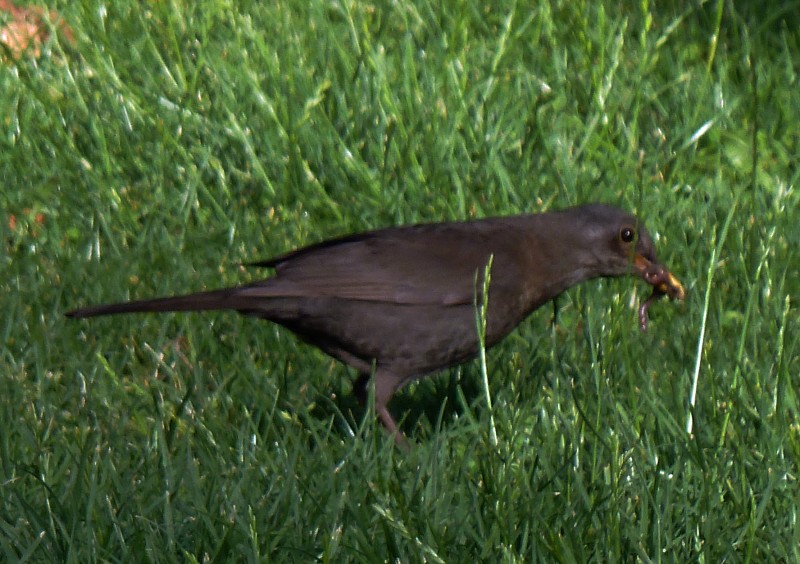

{"left": 66, "top": 203, "right": 685, "bottom": 447}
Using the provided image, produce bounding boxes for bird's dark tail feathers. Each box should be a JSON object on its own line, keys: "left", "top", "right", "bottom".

{"left": 65, "top": 288, "right": 245, "bottom": 319}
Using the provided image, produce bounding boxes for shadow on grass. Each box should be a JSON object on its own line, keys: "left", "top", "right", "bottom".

{"left": 301, "top": 350, "right": 553, "bottom": 448}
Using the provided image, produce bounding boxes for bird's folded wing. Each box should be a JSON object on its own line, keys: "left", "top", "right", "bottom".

{"left": 240, "top": 224, "right": 523, "bottom": 305}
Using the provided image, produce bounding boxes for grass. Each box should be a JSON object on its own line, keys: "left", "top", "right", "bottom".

{"left": 2, "top": 0, "right": 799, "bottom": 560}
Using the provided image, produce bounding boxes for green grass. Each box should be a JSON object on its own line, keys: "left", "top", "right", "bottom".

{"left": 2, "top": 0, "right": 799, "bottom": 560}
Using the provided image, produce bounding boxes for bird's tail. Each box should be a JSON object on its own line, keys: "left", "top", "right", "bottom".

{"left": 65, "top": 288, "right": 245, "bottom": 319}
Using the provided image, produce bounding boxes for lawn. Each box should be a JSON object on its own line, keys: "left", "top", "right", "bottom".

{"left": 1, "top": 0, "right": 798, "bottom": 560}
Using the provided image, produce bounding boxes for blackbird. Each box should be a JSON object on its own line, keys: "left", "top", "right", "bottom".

{"left": 66, "top": 204, "right": 685, "bottom": 445}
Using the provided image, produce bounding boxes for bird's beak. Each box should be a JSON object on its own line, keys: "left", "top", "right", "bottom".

{"left": 633, "top": 254, "right": 686, "bottom": 301}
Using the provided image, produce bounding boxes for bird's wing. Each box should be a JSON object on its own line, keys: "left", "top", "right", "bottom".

{"left": 239, "top": 221, "right": 526, "bottom": 305}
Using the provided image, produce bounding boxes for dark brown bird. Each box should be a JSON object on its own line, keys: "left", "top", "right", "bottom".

{"left": 66, "top": 204, "right": 685, "bottom": 445}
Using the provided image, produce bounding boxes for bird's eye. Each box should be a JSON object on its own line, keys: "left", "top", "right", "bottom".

{"left": 620, "top": 227, "right": 635, "bottom": 243}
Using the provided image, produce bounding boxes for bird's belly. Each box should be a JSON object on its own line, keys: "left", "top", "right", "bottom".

{"left": 260, "top": 297, "right": 510, "bottom": 376}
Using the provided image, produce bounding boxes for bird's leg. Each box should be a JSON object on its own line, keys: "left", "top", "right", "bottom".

{"left": 375, "top": 406, "right": 411, "bottom": 452}
{"left": 374, "top": 371, "right": 413, "bottom": 451}
{"left": 355, "top": 371, "right": 411, "bottom": 451}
